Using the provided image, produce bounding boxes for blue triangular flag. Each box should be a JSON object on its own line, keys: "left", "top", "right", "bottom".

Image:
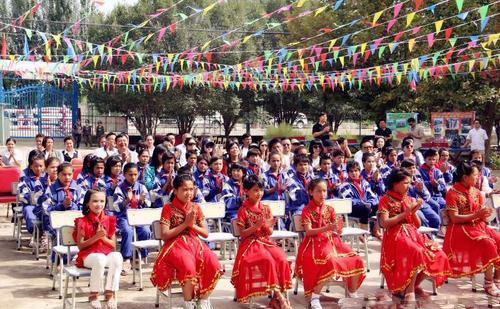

{"left": 341, "top": 34, "right": 351, "bottom": 46}
{"left": 480, "top": 16, "right": 490, "bottom": 32}
{"left": 456, "top": 11, "right": 469, "bottom": 20}
{"left": 24, "top": 35, "right": 30, "bottom": 60}
{"left": 427, "top": 4, "right": 437, "bottom": 14}
{"left": 333, "top": 0, "right": 344, "bottom": 11}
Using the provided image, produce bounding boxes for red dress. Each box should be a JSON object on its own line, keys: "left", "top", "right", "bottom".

{"left": 443, "top": 183, "right": 500, "bottom": 277}
{"left": 378, "top": 191, "right": 450, "bottom": 293}
{"left": 150, "top": 198, "right": 222, "bottom": 296}
{"left": 231, "top": 200, "right": 292, "bottom": 303}
{"left": 295, "top": 201, "right": 366, "bottom": 296}
{"left": 73, "top": 212, "right": 116, "bottom": 268}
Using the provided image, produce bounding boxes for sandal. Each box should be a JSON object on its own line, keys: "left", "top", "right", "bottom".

{"left": 403, "top": 292, "right": 416, "bottom": 305}
{"left": 484, "top": 279, "right": 500, "bottom": 296}
{"left": 104, "top": 291, "right": 116, "bottom": 309}
{"left": 89, "top": 294, "right": 101, "bottom": 309}
{"left": 121, "top": 260, "right": 131, "bottom": 276}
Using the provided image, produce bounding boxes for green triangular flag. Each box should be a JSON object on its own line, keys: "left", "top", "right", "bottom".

{"left": 393, "top": 62, "right": 399, "bottom": 72}
{"left": 136, "top": 53, "right": 144, "bottom": 64}
{"left": 333, "top": 50, "right": 339, "bottom": 61}
{"left": 315, "top": 61, "right": 320, "bottom": 71}
{"left": 479, "top": 5, "right": 488, "bottom": 20}
{"left": 63, "top": 56, "right": 69, "bottom": 63}
{"left": 264, "top": 51, "right": 272, "bottom": 60}
{"left": 123, "top": 32, "right": 129, "bottom": 44}
{"left": 432, "top": 52, "right": 441, "bottom": 65}
{"left": 378, "top": 46, "right": 386, "bottom": 58}
{"left": 25, "top": 29, "right": 32, "bottom": 40}
{"left": 456, "top": 0, "right": 464, "bottom": 13}
{"left": 449, "top": 37, "right": 457, "bottom": 47}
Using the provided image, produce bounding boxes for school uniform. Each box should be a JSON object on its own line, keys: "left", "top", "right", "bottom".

{"left": 331, "top": 163, "right": 348, "bottom": 186}
{"left": 76, "top": 171, "right": 89, "bottom": 186}
{"left": 39, "top": 180, "right": 83, "bottom": 237}
{"left": 80, "top": 174, "right": 107, "bottom": 193}
{"left": 193, "top": 169, "right": 211, "bottom": 201}
{"left": 206, "top": 171, "right": 229, "bottom": 202}
{"left": 18, "top": 169, "right": 45, "bottom": 234}
{"left": 245, "top": 162, "right": 265, "bottom": 177}
{"left": 315, "top": 170, "right": 340, "bottom": 198}
{"left": 338, "top": 178, "right": 379, "bottom": 225}
{"left": 438, "top": 162, "right": 455, "bottom": 186}
{"left": 407, "top": 173, "right": 441, "bottom": 229}
{"left": 138, "top": 164, "right": 156, "bottom": 191}
{"left": 221, "top": 179, "right": 244, "bottom": 220}
{"left": 112, "top": 180, "right": 151, "bottom": 259}
{"left": 263, "top": 169, "right": 288, "bottom": 201}
{"left": 360, "top": 169, "right": 385, "bottom": 196}
{"left": 285, "top": 171, "right": 313, "bottom": 215}
{"left": 397, "top": 153, "right": 424, "bottom": 166}
{"left": 481, "top": 166, "right": 494, "bottom": 189}
{"left": 379, "top": 162, "right": 396, "bottom": 187}
{"left": 151, "top": 169, "right": 176, "bottom": 208}
{"left": 59, "top": 149, "right": 79, "bottom": 162}
{"left": 419, "top": 164, "right": 446, "bottom": 209}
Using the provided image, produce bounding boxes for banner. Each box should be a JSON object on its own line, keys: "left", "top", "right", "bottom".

{"left": 386, "top": 112, "right": 418, "bottom": 139}
{"left": 431, "top": 111, "right": 475, "bottom": 142}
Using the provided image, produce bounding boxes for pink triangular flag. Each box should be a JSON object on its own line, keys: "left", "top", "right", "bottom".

{"left": 427, "top": 33, "right": 435, "bottom": 47}
{"left": 394, "top": 3, "right": 403, "bottom": 17}
{"left": 157, "top": 27, "right": 167, "bottom": 42}
{"left": 387, "top": 19, "right": 397, "bottom": 32}
{"left": 412, "top": 26, "right": 421, "bottom": 34}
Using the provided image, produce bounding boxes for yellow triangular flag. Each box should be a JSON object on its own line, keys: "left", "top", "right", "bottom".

{"left": 468, "top": 60, "right": 475, "bottom": 71}
{"left": 242, "top": 35, "right": 252, "bottom": 44}
{"left": 435, "top": 20, "right": 444, "bottom": 34}
{"left": 339, "top": 56, "right": 344, "bottom": 67}
{"left": 406, "top": 12, "right": 416, "bottom": 28}
{"left": 92, "top": 55, "right": 99, "bottom": 67}
{"left": 403, "top": 63, "right": 409, "bottom": 74}
{"left": 328, "top": 39, "right": 337, "bottom": 51}
{"left": 375, "top": 66, "right": 381, "bottom": 77}
{"left": 201, "top": 41, "right": 210, "bottom": 50}
{"left": 299, "top": 58, "right": 305, "bottom": 69}
{"left": 360, "top": 43, "right": 367, "bottom": 55}
{"left": 144, "top": 33, "right": 154, "bottom": 43}
{"left": 53, "top": 34, "right": 61, "bottom": 48}
{"left": 373, "top": 10, "right": 383, "bottom": 26}
{"left": 315, "top": 5, "right": 328, "bottom": 16}
{"left": 203, "top": 3, "right": 216, "bottom": 15}
{"left": 408, "top": 39, "right": 416, "bottom": 52}
{"left": 297, "top": 0, "right": 307, "bottom": 8}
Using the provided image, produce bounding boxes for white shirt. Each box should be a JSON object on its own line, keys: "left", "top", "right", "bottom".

{"left": 117, "top": 150, "right": 138, "bottom": 164}
{"left": 241, "top": 146, "right": 250, "bottom": 159}
{"left": 94, "top": 147, "right": 118, "bottom": 159}
{"left": 354, "top": 150, "right": 364, "bottom": 167}
{"left": 1, "top": 149, "right": 23, "bottom": 167}
{"left": 176, "top": 144, "right": 187, "bottom": 166}
{"left": 467, "top": 128, "right": 488, "bottom": 151}
{"left": 282, "top": 152, "right": 293, "bottom": 168}
{"left": 409, "top": 125, "right": 425, "bottom": 149}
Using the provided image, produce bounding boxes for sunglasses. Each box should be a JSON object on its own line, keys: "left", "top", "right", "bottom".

{"left": 188, "top": 143, "right": 197, "bottom": 146}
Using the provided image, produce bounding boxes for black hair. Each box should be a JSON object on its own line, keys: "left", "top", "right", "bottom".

{"left": 82, "top": 154, "right": 96, "bottom": 174}
{"left": 438, "top": 148, "right": 449, "bottom": 156}
{"left": 407, "top": 117, "right": 416, "bottom": 123}
{"left": 423, "top": 149, "right": 438, "bottom": 159}
{"left": 169, "top": 174, "right": 195, "bottom": 202}
{"left": 308, "top": 139, "right": 323, "bottom": 155}
{"left": 346, "top": 161, "right": 361, "bottom": 173}
{"left": 400, "top": 159, "right": 416, "bottom": 168}
{"left": 246, "top": 148, "right": 260, "bottom": 159}
{"left": 161, "top": 151, "right": 176, "bottom": 164}
{"left": 402, "top": 136, "right": 414, "bottom": 143}
{"left": 471, "top": 159, "right": 483, "bottom": 168}
{"left": 453, "top": 161, "right": 479, "bottom": 183}
{"left": 105, "top": 132, "right": 116, "bottom": 139}
{"left": 226, "top": 140, "right": 240, "bottom": 154}
{"left": 45, "top": 156, "right": 61, "bottom": 168}
{"left": 401, "top": 140, "right": 413, "bottom": 149}
{"left": 151, "top": 144, "right": 168, "bottom": 170}
{"left": 384, "top": 147, "right": 396, "bottom": 157}
{"left": 6, "top": 137, "right": 16, "bottom": 144}
{"left": 268, "top": 151, "right": 281, "bottom": 159}
{"left": 185, "top": 150, "right": 198, "bottom": 160}
{"left": 360, "top": 136, "right": 373, "bottom": 146}
{"left": 197, "top": 155, "right": 208, "bottom": 164}
{"left": 137, "top": 147, "right": 150, "bottom": 157}
{"left": 387, "top": 168, "right": 412, "bottom": 190}
{"left": 115, "top": 133, "right": 127, "bottom": 141}
{"left": 82, "top": 189, "right": 106, "bottom": 216}
{"left": 104, "top": 155, "right": 122, "bottom": 177}
{"left": 331, "top": 148, "right": 345, "bottom": 158}
{"left": 209, "top": 156, "right": 223, "bottom": 166}
{"left": 308, "top": 178, "right": 327, "bottom": 194}
{"left": 42, "top": 136, "right": 54, "bottom": 148}
{"left": 362, "top": 152, "right": 375, "bottom": 163}
{"left": 268, "top": 138, "right": 282, "bottom": 150}
{"left": 242, "top": 133, "right": 251, "bottom": 140}
{"left": 177, "top": 165, "right": 193, "bottom": 177}
{"left": 90, "top": 157, "right": 105, "bottom": 175}
{"left": 57, "top": 162, "right": 74, "bottom": 174}
{"left": 229, "top": 162, "right": 246, "bottom": 174}
{"left": 123, "top": 162, "right": 138, "bottom": 175}
{"left": 293, "top": 154, "right": 310, "bottom": 166}
{"left": 469, "top": 149, "right": 483, "bottom": 161}
{"left": 243, "top": 174, "right": 264, "bottom": 190}
{"left": 35, "top": 133, "right": 45, "bottom": 139}
{"left": 293, "top": 145, "right": 307, "bottom": 156}
{"left": 184, "top": 137, "right": 197, "bottom": 147}
{"left": 63, "top": 136, "right": 74, "bottom": 143}
{"left": 29, "top": 153, "right": 46, "bottom": 167}
{"left": 319, "top": 153, "right": 332, "bottom": 165}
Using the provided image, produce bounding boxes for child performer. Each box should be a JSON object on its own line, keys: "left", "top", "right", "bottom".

{"left": 231, "top": 175, "right": 292, "bottom": 308}
{"left": 74, "top": 190, "right": 122, "bottom": 309}
{"left": 378, "top": 169, "right": 450, "bottom": 303}
{"left": 150, "top": 174, "right": 222, "bottom": 309}
{"left": 296, "top": 179, "right": 365, "bottom": 309}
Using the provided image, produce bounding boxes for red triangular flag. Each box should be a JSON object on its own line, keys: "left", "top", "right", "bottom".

{"left": 415, "top": 0, "right": 423, "bottom": 11}
{"left": 169, "top": 23, "right": 176, "bottom": 34}
{"left": 444, "top": 28, "right": 452, "bottom": 42}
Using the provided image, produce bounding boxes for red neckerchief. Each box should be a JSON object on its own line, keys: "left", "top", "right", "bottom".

{"left": 86, "top": 211, "right": 106, "bottom": 233}
{"left": 162, "top": 171, "right": 173, "bottom": 193}
{"left": 454, "top": 182, "right": 478, "bottom": 213}
{"left": 349, "top": 177, "right": 364, "bottom": 199}
{"left": 249, "top": 163, "right": 259, "bottom": 175}
{"left": 237, "top": 181, "right": 244, "bottom": 199}
{"left": 242, "top": 199, "right": 263, "bottom": 214}
{"left": 172, "top": 196, "right": 192, "bottom": 216}
{"left": 213, "top": 173, "right": 222, "bottom": 193}
{"left": 421, "top": 164, "right": 434, "bottom": 182}
{"left": 93, "top": 176, "right": 100, "bottom": 189}
{"left": 333, "top": 163, "right": 345, "bottom": 182}
{"left": 363, "top": 170, "right": 374, "bottom": 183}
{"left": 270, "top": 170, "right": 283, "bottom": 198}
{"left": 298, "top": 172, "right": 309, "bottom": 189}
{"left": 63, "top": 185, "right": 73, "bottom": 201}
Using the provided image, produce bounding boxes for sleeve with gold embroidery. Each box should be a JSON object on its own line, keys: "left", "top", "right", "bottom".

{"left": 377, "top": 195, "right": 390, "bottom": 215}
{"left": 160, "top": 204, "right": 171, "bottom": 227}
{"left": 330, "top": 207, "right": 343, "bottom": 233}
{"left": 301, "top": 207, "right": 312, "bottom": 226}
{"left": 236, "top": 207, "right": 247, "bottom": 228}
{"left": 195, "top": 204, "right": 204, "bottom": 225}
{"left": 445, "top": 190, "right": 458, "bottom": 211}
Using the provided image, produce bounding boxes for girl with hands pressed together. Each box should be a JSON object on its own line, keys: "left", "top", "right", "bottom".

{"left": 150, "top": 174, "right": 222, "bottom": 309}
{"left": 74, "top": 190, "right": 122, "bottom": 309}
{"left": 295, "top": 179, "right": 365, "bottom": 309}
{"left": 378, "top": 169, "right": 450, "bottom": 304}
{"left": 443, "top": 161, "right": 500, "bottom": 296}
{"left": 231, "top": 175, "right": 292, "bottom": 309}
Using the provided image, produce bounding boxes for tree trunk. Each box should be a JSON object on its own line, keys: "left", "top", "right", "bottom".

{"left": 483, "top": 100, "right": 497, "bottom": 164}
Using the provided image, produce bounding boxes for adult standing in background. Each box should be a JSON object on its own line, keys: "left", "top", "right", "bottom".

{"left": 59, "top": 136, "right": 79, "bottom": 162}
{"left": 375, "top": 119, "right": 393, "bottom": 147}
{"left": 27, "top": 133, "right": 45, "bottom": 163}
{"left": 175, "top": 132, "right": 192, "bottom": 164}
{"left": 312, "top": 112, "right": 333, "bottom": 142}
{"left": 144, "top": 134, "right": 155, "bottom": 155}
{"left": 72, "top": 119, "right": 82, "bottom": 149}
{"left": 465, "top": 119, "right": 489, "bottom": 155}
{"left": 42, "top": 136, "right": 59, "bottom": 160}
{"left": 407, "top": 118, "right": 425, "bottom": 149}
{"left": 0, "top": 137, "right": 23, "bottom": 168}
{"left": 95, "top": 121, "right": 105, "bottom": 142}
{"left": 94, "top": 132, "right": 118, "bottom": 160}
{"left": 82, "top": 120, "right": 92, "bottom": 147}
{"left": 240, "top": 133, "right": 252, "bottom": 159}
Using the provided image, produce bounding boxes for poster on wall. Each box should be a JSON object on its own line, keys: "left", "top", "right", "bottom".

{"left": 386, "top": 113, "right": 419, "bottom": 139}
{"left": 431, "top": 112, "right": 475, "bottom": 143}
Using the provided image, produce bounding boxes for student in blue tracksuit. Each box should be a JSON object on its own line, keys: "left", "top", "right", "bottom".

{"left": 263, "top": 151, "right": 288, "bottom": 201}
{"left": 77, "top": 154, "right": 96, "bottom": 185}
{"left": 221, "top": 163, "right": 246, "bottom": 220}
{"left": 338, "top": 161, "right": 379, "bottom": 231}
{"left": 331, "top": 148, "right": 347, "bottom": 186}
{"left": 193, "top": 156, "right": 211, "bottom": 200}
{"left": 438, "top": 148, "right": 455, "bottom": 186}
{"left": 315, "top": 154, "right": 339, "bottom": 198}
{"left": 206, "top": 156, "right": 229, "bottom": 202}
{"left": 418, "top": 149, "right": 446, "bottom": 209}
{"left": 80, "top": 157, "right": 107, "bottom": 195}
{"left": 103, "top": 156, "right": 124, "bottom": 207}
{"left": 379, "top": 147, "right": 398, "bottom": 187}
{"left": 112, "top": 163, "right": 151, "bottom": 274}
{"left": 137, "top": 148, "right": 156, "bottom": 191}
{"left": 39, "top": 163, "right": 84, "bottom": 238}
{"left": 152, "top": 152, "right": 177, "bottom": 208}
{"left": 400, "top": 159, "right": 441, "bottom": 229}
{"left": 471, "top": 150, "right": 496, "bottom": 189}
{"left": 360, "top": 153, "right": 385, "bottom": 196}
{"left": 245, "top": 149, "right": 265, "bottom": 177}
{"left": 18, "top": 153, "right": 46, "bottom": 234}
{"left": 285, "top": 154, "right": 313, "bottom": 217}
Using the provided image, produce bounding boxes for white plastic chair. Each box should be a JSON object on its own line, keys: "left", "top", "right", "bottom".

{"left": 199, "top": 202, "right": 237, "bottom": 267}
{"left": 327, "top": 199, "right": 371, "bottom": 272}
{"left": 292, "top": 214, "right": 349, "bottom": 297}
{"left": 49, "top": 210, "right": 84, "bottom": 299}
{"left": 127, "top": 208, "right": 162, "bottom": 290}
{"left": 266, "top": 200, "right": 299, "bottom": 255}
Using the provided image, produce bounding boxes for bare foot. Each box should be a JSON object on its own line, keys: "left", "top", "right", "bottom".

{"left": 414, "top": 286, "right": 430, "bottom": 299}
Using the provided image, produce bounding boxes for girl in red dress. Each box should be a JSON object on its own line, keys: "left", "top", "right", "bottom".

{"left": 74, "top": 190, "right": 122, "bottom": 309}
{"left": 443, "top": 161, "right": 500, "bottom": 295}
{"left": 378, "top": 168, "right": 450, "bottom": 303}
{"left": 231, "top": 174, "right": 292, "bottom": 308}
{"left": 295, "top": 179, "right": 365, "bottom": 309}
{"left": 150, "top": 174, "right": 223, "bottom": 309}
